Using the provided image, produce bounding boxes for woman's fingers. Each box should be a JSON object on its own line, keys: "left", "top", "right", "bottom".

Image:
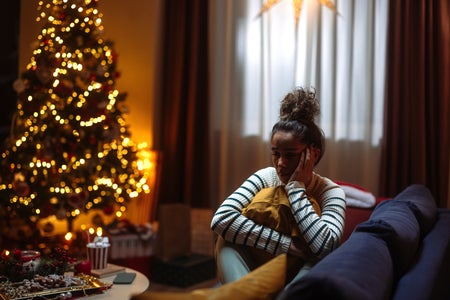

{"left": 288, "top": 162, "right": 299, "bottom": 183}
{"left": 305, "top": 148, "right": 310, "bottom": 167}
{"left": 288, "top": 147, "right": 314, "bottom": 184}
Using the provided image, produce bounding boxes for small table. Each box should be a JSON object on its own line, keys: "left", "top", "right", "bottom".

{"left": 81, "top": 268, "right": 149, "bottom": 299}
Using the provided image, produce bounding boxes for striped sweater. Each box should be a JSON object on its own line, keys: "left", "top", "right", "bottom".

{"left": 210, "top": 167, "right": 346, "bottom": 258}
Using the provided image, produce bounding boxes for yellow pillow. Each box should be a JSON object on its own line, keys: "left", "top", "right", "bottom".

{"left": 241, "top": 186, "right": 321, "bottom": 236}
{"left": 130, "top": 254, "right": 288, "bottom": 300}
{"left": 239, "top": 186, "right": 320, "bottom": 279}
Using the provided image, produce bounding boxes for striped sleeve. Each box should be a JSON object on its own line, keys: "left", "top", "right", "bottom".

{"left": 285, "top": 173, "right": 346, "bottom": 258}
{"left": 210, "top": 167, "right": 291, "bottom": 256}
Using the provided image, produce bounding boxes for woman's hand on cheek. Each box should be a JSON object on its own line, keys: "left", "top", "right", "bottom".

{"left": 287, "top": 154, "right": 300, "bottom": 184}
{"left": 288, "top": 148, "right": 313, "bottom": 187}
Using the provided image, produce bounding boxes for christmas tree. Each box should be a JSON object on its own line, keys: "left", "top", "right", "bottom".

{"left": 0, "top": 0, "right": 149, "bottom": 234}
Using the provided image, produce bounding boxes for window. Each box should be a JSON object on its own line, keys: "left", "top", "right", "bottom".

{"left": 239, "top": 0, "right": 388, "bottom": 145}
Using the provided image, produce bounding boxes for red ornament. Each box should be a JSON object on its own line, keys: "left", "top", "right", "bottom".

{"left": 101, "top": 83, "right": 112, "bottom": 92}
{"left": 40, "top": 204, "right": 55, "bottom": 218}
{"left": 75, "top": 260, "right": 92, "bottom": 275}
{"left": 68, "top": 191, "right": 88, "bottom": 209}
{"left": 54, "top": 81, "right": 73, "bottom": 97}
{"left": 56, "top": 207, "right": 67, "bottom": 220}
{"left": 13, "top": 249, "right": 22, "bottom": 260}
{"left": 102, "top": 205, "right": 114, "bottom": 215}
{"left": 1, "top": 250, "right": 10, "bottom": 260}
{"left": 13, "top": 181, "right": 30, "bottom": 197}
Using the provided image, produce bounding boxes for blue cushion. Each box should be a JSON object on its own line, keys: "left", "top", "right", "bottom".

{"left": 278, "top": 185, "right": 439, "bottom": 299}
{"left": 353, "top": 184, "right": 437, "bottom": 280}
{"left": 390, "top": 184, "right": 437, "bottom": 236}
{"left": 393, "top": 210, "right": 450, "bottom": 300}
{"left": 361, "top": 199, "right": 420, "bottom": 279}
{"left": 278, "top": 231, "right": 394, "bottom": 300}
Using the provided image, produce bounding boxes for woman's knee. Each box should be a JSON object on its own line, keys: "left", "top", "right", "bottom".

{"left": 215, "top": 238, "right": 252, "bottom": 283}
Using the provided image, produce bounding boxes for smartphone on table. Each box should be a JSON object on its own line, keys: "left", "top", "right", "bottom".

{"left": 113, "top": 272, "right": 137, "bottom": 284}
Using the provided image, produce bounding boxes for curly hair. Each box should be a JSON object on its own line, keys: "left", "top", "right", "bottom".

{"left": 271, "top": 87, "right": 325, "bottom": 165}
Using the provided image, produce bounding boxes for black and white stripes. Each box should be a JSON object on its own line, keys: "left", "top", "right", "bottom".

{"left": 211, "top": 167, "right": 346, "bottom": 259}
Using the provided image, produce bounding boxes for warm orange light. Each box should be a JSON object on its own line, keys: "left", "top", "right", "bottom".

{"left": 96, "top": 227, "right": 103, "bottom": 237}
{"left": 65, "top": 232, "right": 73, "bottom": 241}
{"left": 257, "top": 0, "right": 338, "bottom": 26}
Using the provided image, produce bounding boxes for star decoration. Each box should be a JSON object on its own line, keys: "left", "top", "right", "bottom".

{"left": 257, "top": 0, "right": 338, "bottom": 26}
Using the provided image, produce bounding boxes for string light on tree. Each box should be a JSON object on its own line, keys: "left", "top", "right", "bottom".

{"left": 0, "top": 0, "right": 149, "bottom": 233}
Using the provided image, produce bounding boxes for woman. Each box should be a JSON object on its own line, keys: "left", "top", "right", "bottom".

{"left": 210, "top": 87, "right": 346, "bottom": 286}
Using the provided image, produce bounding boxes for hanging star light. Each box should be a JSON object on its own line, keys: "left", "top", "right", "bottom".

{"left": 257, "top": 0, "right": 338, "bottom": 26}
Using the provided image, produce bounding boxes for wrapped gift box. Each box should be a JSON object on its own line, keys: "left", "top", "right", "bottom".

{"left": 151, "top": 253, "right": 216, "bottom": 287}
{"left": 108, "top": 222, "right": 156, "bottom": 259}
{"left": 109, "top": 233, "right": 156, "bottom": 259}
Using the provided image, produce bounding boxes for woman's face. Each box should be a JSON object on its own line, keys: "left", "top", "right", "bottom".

{"left": 271, "top": 131, "right": 306, "bottom": 184}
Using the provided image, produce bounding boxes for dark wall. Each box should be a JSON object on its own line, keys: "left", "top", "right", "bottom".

{"left": 0, "top": 1, "right": 20, "bottom": 142}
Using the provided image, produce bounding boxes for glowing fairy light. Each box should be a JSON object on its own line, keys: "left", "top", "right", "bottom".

{"left": 0, "top": 0, "right": 151, "bottom": 235}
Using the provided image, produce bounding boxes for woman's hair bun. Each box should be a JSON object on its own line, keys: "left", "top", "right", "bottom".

{"left": 279, "top": 87, "right": 320, "bottom": 124}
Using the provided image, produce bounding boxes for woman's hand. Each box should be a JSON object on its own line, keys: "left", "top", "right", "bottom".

{"left": 288, "top": 237, "right": 305, "bottom": 257}
{"left": 288, "top": 147, "right": 315, "bottom": 187}
{"left": 288, "top": 236, "right": 313, "bottom": 259}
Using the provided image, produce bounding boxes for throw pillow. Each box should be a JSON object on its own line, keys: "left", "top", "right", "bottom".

{"left": 241, "top": 186, "right": 321, "bottom": 237}
{"left": 240, "top": 186, "right": 320, "bottom": 279}
{"left": 391, "top": 184, "right": 437, "bottom": 237}
{"left": 360, "top": 199, "right": 420, "bottom": 280}
{"left": 278, "top": 231, "right": 394, "bottom": 300}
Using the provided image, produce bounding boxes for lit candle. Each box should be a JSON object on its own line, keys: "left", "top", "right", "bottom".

{"left": 65, "top": 232, "right": 73, "bottom": 242}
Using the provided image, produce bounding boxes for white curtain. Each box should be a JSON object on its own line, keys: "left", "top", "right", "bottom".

{"left": 208, "top": 0, "right": 389, "bottom": 208}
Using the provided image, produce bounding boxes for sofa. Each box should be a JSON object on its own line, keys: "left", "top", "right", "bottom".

{"left": 278, "top": 184, "right": 450, "bottom": 300}
{"left": 132, "top": 184, "right": 450, "bottom": 300}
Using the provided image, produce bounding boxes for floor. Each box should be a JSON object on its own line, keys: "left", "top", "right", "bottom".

{"left": 148, "top": 277, "right": 219, "bottom": 292}
{"left": 109, "top": 256, "right": 219, "bottom": 292}
{"left": 109, "top": 208, "right": 219, "bottom": 292}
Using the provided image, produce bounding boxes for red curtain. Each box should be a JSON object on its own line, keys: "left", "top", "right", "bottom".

{"left": 380, "top": 0, "right": 450, "bottom": 207}
{"left": 158, "top": 0, "right": 210, "bottom": 208}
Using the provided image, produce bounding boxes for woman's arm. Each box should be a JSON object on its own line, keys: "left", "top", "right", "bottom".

{"left": 286, "top": 173, "right": 346, "bottom": 258}
{"left": 210, "top": 167, "right": 292, "bottom": 256}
